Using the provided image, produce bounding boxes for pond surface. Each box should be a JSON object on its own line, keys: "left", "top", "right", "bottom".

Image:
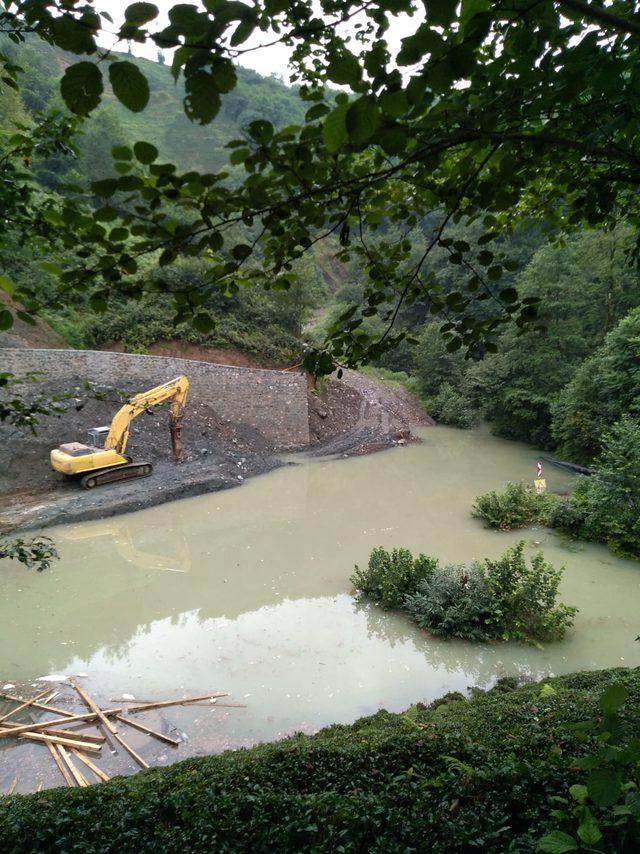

{"left": 2, "top": 425, "right": 639, "bottom": 792}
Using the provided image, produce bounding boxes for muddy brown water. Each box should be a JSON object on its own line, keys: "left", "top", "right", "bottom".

{"left": 2, "top": 425, "right": 640, "bottom": 793}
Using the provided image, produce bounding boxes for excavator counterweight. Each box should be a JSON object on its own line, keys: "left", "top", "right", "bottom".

{"left": 50, "top": 376, "right": 189, "bottom": 489}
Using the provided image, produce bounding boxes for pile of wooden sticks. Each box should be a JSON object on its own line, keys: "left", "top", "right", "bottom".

{"left": 1, "top": 681, "right": 235, "bottom": 791}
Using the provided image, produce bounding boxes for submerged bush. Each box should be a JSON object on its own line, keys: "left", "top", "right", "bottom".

{"left": 355, "top": 543, "right": 576, "bottom": 644}
{"left": 472, "top": 481, "right": 558, "bottom": 531}
{"left": 350, "top": 546, "right": 437, "bottom": 610}
{"left": 406, "top": 563, "right": 495, "bottom": 641}
{"left": 482, "top": 542, "right": 577, "bottom": 642}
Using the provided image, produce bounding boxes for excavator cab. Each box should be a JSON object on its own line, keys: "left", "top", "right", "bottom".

{"left": 87, "top": 426, "right": 110, "bottom": 447}
{"left": 50, "top": 376, "right": 188, "bottom": 489}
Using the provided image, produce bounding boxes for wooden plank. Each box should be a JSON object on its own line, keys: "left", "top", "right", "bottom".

{"left": 72, "top": 681, "right": 118, "bottom": 736}
{"left": 127, "top": 693, "right": 229, "bottom": 713}
{"left": 57, "top": 746, "right": 89, "bottom": 787}
{"left": 0, "top": 708, "right": 121, "bottom": 739}
{"left": 115, "top": 715, "right": 181, "bottom": 746}
{"left": 41, "top": 728, "right": 104, "bottom": 744}
{"left": 45, "top": 741, "right": 75, "bottom": 788}
{"left": 6, "top": 777, "right": 17, "bottom": 795}
{"left": 1, "top": 721, "right": 105, "bottom": 744}
{"left": 72, "top": 751, "right": 110, "bottom": 783}
{"left": 18, "top": 732, "right": 102, "bottom": 753}
{"left": 3, "top": 694, "right": 76, "bottom": 718}
{"left": 0, "top": 689, "right": 51, "bottom": 723}
{"left": 113, "top": 733, "right": 149, "bottom": 769}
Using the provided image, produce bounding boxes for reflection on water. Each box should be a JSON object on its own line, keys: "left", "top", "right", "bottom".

{"left": 1, "top": 425, "right": 639, "bottom": 791}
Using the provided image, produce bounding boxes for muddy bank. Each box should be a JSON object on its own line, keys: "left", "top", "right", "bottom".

{"left": 1, "top": 364, "right": 430, "bottom": 533}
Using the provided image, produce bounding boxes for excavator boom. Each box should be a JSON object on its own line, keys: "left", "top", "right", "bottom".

{"left": 50, "top": 375, "right": 190, "bottom": 488}
{"left": 105, "top": 376, "right": 189, "bottom": 457}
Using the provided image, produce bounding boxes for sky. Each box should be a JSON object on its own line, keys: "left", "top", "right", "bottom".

{"left": 99, "top": 1, "right": 421, "bottom": 82}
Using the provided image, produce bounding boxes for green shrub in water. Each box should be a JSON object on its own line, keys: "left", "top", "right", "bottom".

{"left": 350, "top": 546, "right": 437, "bottom": 610}
{"left": 405, "top": 562, "right": 495, "bottom": 641}
{"left": 356, "top": 543, "right": 576, "bottom": 644}
{"left": 548, "top": 417, "right": 640, "bottom": 558}
{"left": 472, "top": 481, "right": 558, "bottom": 531}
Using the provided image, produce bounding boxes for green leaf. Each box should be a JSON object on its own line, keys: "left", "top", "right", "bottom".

{"left": 378, "top": 126, "right": 408, "bottom": 156}
{"left": 587, "top": 767, "right": 621, "bottom": 808}
{"left": 38, "top": 262, "right": 62, "bottom": 277}
{"left": 539, "top": 683, "right": 556, "bottom": 698}
{"left": 184, "top": 71, "right": 221, "bottom": 124}
{"left": 323, "top": 103, "right": 349, "bottom": 153}
{"left": 346, "top": 97, "right": 380, "bottom": 146}
{"left": 568, "top": 784, "right": 588, "bottom": 803}
{"left": 248, "top": 120, "right": 273, "bottom": 144}
{"left": 500, "top": 287, "right": 518, "bottom": 303}
{"left": 125, "top": 2, "right": 159, "bottom": 25}
{"left": 112, "top": 145, "right": 133, "bottom": 161}
{"left": 599, "top": 683, "right": 628, "bottom": 715}
{"left": 229, "top": 148, "right": 250, "bottom": 165}
{"left": 0, "top": 274, "right": 14, "bottom": 297}
{"left": 91, "top": 179, "right": 118, "bottom": 197}
{"left": 133, "top": 141, "right": 159, "bottom": 164}
{"left": 232, "top": 243, "right": 252, "bottom": 261}
{"left": 429, "top": 0, "right": 458, "bottom": 27}
{"left": 193, "top": 311, "right": 215, "bottom": 333}
{"left": 0, "top": 309, "right": 13, "bottom": 331}
{"left": 537, "top": 831, "right": 578, "bottom": 853}
{"left": 577, "top": 810, "right": 602, "bottom": 846}
{"left": 379, "top": 89, "right": 409, "bottom": 119}
{"left": 398, "top": 25, "right": 442, "bottom": 66}
{"left": 60, "top": 62, "right": 104, "bottom": 116}
{"left": 326, "top": 51, "right": 361, "bottom": 87}
{"left": 109, "top": 61, "right": 150, "bottom": 112}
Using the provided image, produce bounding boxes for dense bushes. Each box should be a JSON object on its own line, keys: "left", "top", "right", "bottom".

{"left": 474, "top": 419, "right": 640, "bottom": 559}
{"left": 472, "top": 481, "right": 557, "bottom": 530}
{"left": 549, "top": 417, "right": 640, "bottom": 558}
{"left": 2, "top": 669, "right": 638, "bottom": 852}
{"left": 352, "top": 543, "right": 576, "bottom": 644}
{"left": 552, "top": 308, "right": 640, "bottom": 464}
{"left": 351, "top": 546, "right": 437, "bottom": 609}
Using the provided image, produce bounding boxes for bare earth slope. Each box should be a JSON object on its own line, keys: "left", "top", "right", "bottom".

{"left": 1, "top": 355, "right": 430, "bottom": 533}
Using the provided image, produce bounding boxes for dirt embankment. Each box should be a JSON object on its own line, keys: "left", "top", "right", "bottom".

{"left": 1, "top": 361, "right": 431, "bottom": 534}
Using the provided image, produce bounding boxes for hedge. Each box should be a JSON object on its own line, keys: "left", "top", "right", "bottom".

{"left": 1, "top": 667, "right": 639, "bottom": 852}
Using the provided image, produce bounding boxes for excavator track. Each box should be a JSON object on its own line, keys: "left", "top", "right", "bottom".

{"left": 80, "top": 462, "right": 153, "bottom": 490}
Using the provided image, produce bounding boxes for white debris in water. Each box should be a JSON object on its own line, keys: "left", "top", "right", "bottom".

{"left": 75, "top": 673, "right": 89, "bottom": 678}
{"left": 3, "top": 683, "right": 15, "bottom": 690}
{"left": 36, "top": 674, "right": 68, "bottom": 682}
{"left": 122, "top": 693, "right": 135, "bottom": 701}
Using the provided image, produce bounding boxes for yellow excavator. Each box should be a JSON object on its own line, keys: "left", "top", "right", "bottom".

{"left": 50, "top": 375, "right": 189, "bottom": 489}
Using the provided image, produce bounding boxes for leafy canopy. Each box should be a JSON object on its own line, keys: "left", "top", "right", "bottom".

{"left": 2, "top": 1, "right": 640, "bottom": 372}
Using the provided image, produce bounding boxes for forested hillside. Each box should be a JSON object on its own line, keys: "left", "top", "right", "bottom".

{"left": 313, "top": 223, "right": 640, "bottom": 469}
{"left": 0, "top": 39, "right": 328, "bottom": 363}
{"left": 2, "top": 36, "right": 639, "bottom": 470}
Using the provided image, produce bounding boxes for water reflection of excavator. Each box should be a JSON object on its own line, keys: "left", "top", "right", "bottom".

{"left": 50, "top": 376, "right": 189, "bottom": 489}
{"left": 60, "top": 519, "right": 192, "bottom": 573}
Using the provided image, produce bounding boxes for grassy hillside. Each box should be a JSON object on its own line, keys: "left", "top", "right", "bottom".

{"left": 1, "top": 36, "right": 305, "bottom": 174}
{"left": 0, "top": 40, "right": 332, "bottom": 362}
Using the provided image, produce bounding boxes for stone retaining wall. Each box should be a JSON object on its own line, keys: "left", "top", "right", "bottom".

{"left": 1, "top": 349, "right": 310, "bottom": 450}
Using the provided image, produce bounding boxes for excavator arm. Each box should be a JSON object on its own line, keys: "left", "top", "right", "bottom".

{"left": 105, "top": 376, "right": 189, "bottom": 459}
